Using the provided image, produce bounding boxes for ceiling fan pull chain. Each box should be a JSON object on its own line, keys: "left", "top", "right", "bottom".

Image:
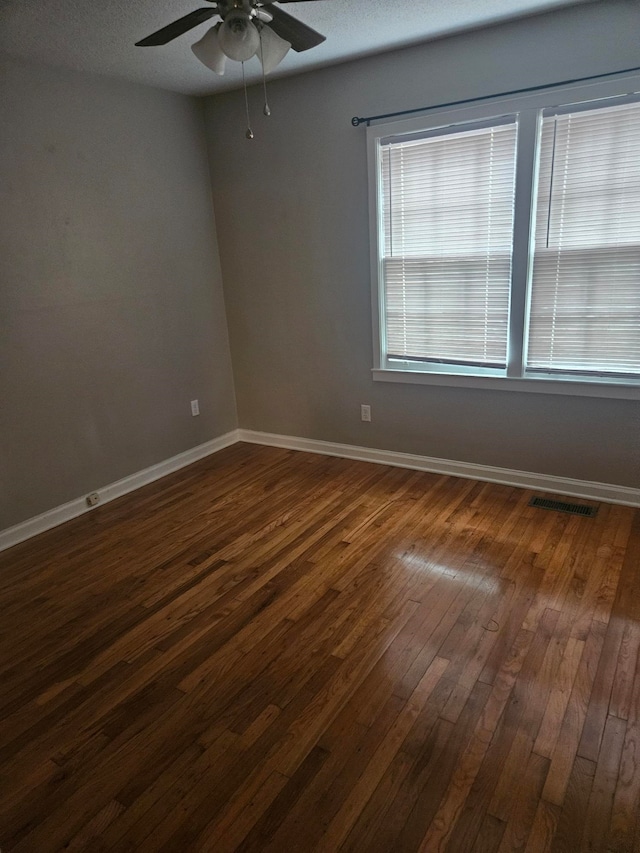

{"left": 259, "top": 30, "right": 272, "bottom": 117}
{"left": 242, "top": 62, "right": 254, "bottom": 139}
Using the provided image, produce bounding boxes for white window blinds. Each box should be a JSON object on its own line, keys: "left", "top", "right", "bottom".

{"left": 380, "top": 120, "right": 518, "bottom": 367}
{"left": 527, "top": 99, "right": 640, "bottom": 377}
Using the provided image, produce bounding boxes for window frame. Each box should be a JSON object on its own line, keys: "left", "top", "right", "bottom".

{"left": 367, "top": 74, "right": 640, "bottom": 400}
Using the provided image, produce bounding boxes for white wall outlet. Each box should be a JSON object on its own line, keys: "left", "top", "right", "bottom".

{"left": 361, "top": 404, "right": 371, "bottom": 422}
{"left": 191, "top": 399, "right": 200, "bottom": 417}
{"left": 86, "top": 492, "right": 100, "bottom": 507}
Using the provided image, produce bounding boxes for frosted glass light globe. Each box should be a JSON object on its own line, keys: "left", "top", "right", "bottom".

{"left": 192, "top": 26, "right": 227, "bottom": 75}
{"left": 218, "top": 12, "right": 260, "bottom": 61}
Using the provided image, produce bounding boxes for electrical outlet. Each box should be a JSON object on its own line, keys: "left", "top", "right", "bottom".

{"left": 361, "top": 404, "right": 371, "bottom": 422}
{"left": 191, "top": 399, "right": 200, "bottom": 417}
{"left": 86, "top": 492, "right": 100, "bottom": 507}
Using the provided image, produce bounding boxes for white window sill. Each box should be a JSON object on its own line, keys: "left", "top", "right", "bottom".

{"left": 372, "top": 368, "right": 640, "bottom": 400}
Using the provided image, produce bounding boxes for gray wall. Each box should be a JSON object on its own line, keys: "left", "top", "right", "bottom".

{"left": 205, "top": 0, "right": 640, "bottom": 489}
{"left": 0, "top": 55, "right": 237, "bottom": 529}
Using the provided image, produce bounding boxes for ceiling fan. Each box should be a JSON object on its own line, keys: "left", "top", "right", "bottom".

{"left": 136, "top": 0, "right": 328, "bottom": 77}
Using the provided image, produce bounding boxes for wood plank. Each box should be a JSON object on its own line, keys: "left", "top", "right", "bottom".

{"left": 312, "top": 655, "right": 450, "bottom": 852}
{"left": 0, "top": 445, "right": 637, "bottom": 853}
{"left": 496, "top": 751, "right": 549, "bottom": 852}
{"left": 534, "top": 636, "right": 585, "bottom": 759}
{"left": 524, "top": 800, "right": 560, "bottom": 853}
{"left": 541, "top": 619, "right": 606, "bottom": 807}
{"left": 608, "top": 665, "right": 640, "bottom": 853}
{"left": 472, "top": 813, "right": 507, "bottom": 852}
{"left": 549, "top": 755, "right": 596, "bottom": 853}
{"left": 580, "top": 713, "right": 627, "bottom": 852}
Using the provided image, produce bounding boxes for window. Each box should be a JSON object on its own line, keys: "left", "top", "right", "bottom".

{"left": 368, "top": 82, "right": 640, "bottom": 397}
{"left": 528, "top": 101, "right": 640, "bottom": 377}
{"left": 381, "top": 119, "right": 517, "bottom": 371}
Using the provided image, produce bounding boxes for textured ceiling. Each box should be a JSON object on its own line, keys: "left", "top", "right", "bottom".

{"left": 0, "top": 0, "right": 596, "bottom": 96}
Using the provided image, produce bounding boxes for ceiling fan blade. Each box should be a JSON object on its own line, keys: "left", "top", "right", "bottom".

{"left": 136, "top": 9, "right": 218, "bottom": 46}
{"left": 261, "top": 5, "right": 325, "bottom": 52}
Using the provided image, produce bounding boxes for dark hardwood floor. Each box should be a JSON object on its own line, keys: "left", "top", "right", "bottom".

{"left": 1, "top": 442, "right": 639, "bottom": 852}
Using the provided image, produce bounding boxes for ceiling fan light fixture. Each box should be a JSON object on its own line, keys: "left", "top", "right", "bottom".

{"left": 259, "top": 25, "right": 291, "bottom": 74}
{"left": 191, "top": 24, "right": 227, "bottom": 75}
{"left": 254, "top": 8, "right": 273, "bottom": 24}
{"left": 218, "top": 11, "right": 260, "bottom": 62}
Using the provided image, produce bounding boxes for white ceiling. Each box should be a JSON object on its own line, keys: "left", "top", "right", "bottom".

{"left": 0, "top": 0, "right": 596, "bottom": 96}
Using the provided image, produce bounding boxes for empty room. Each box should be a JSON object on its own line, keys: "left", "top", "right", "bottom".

{"left": 1, "top": 0, "right": 640, "bottom": 850}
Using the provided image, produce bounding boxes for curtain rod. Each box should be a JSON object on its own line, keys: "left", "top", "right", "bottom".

{"left": 350, "top": 65, "right": 640, "bottom": 127}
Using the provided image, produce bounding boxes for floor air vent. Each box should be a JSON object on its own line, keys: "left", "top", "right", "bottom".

{"left": 529, "top": 496, "right": 598, "bottom": 517}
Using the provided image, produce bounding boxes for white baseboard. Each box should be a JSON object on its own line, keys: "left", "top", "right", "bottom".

{"left": 238, "top": 429, "right": 640, "bottom": 508}
{"left": 0, "top": 430, "right": 240, "bottom": 553}
{"left": 3, "top": 426, "right": 637, "bottom": 553}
